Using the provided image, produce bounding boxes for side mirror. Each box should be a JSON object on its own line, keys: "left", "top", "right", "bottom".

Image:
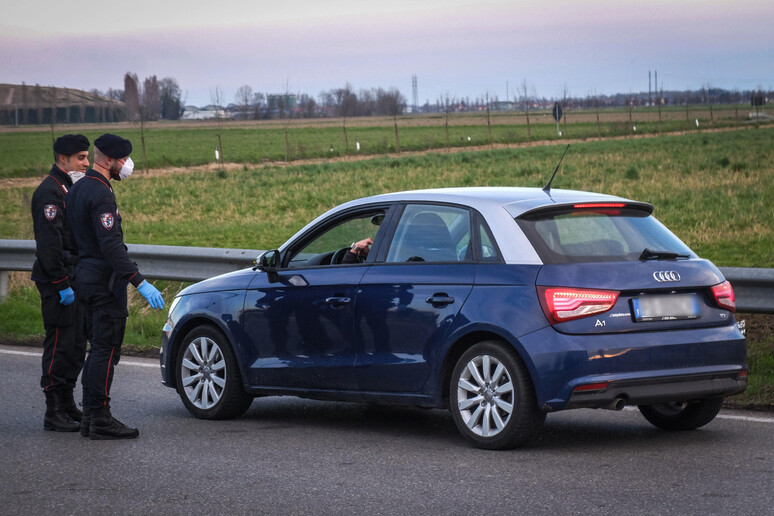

{"left": 255, "top": 249, "right": 280, "bottom": 274}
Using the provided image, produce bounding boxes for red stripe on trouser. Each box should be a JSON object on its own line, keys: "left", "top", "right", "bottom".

{"left": 45, "top": 327, "right": 59, "bottom": 392}
{"left": 103, "top": 347, "right": 116, "bottom": 406}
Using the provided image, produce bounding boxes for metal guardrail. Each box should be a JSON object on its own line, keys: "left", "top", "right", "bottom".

{"left": 716, "top": 267, "right": 774, "bottom": 314}
{"left": 0, "top": 239, "right": 262, "bottom": 302}
{"left": 1, "top": 239, "right": 772, "bottom": 313}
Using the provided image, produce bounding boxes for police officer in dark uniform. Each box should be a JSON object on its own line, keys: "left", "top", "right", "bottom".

{"left": 31, "top": 134, "right": 90, "bottom": 432}
{"left": 66, "top": 133, "right": 164, "bottom": 440}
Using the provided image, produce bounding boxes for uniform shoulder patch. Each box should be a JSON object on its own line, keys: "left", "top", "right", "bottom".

{"left": 100, "top": 212, "right": 115, "bottom": 230}
{"left": 44, "top": 204, "right": 57, "bottom": 221}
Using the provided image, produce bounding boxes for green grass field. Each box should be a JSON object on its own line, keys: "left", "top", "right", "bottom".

{"left": 1, "top": 122, "right": 772, "bottom": 407}
{"left": 0, "top": 104, "right": 765, "bottom": 179}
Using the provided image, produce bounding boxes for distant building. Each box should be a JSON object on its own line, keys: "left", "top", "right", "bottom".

{"left": 182, "top": 105, "right": 229, "bottom": 120}
{"left": 491, "top": 101, "right": 516, "bottom": 111}
{"left": 266, "top": 94, "right": 298, "bottom": 117}
{"left": 0, "top": 83, "right": 124, "bottom": 125}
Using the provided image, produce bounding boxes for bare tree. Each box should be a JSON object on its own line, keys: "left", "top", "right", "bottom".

{"left": 519, "top": 79, "right": 532, "bottom": 144}
{"left": 297, "top": 94, "right": 317, "bottom": 118}
{"left": 685, "top": 94, "right": 691, "bottom": 129}
{"left": 657, "top": 84, "right": 663, "bottom": 136}
{"left": 235, "top": 85, "right": 253, "bottom": 120}
{"left": 441, "top": 93, "right": 456, "bottom": 147}
{"left": 561, "top": 83, "right": 571, "bottom": 137}
{"left": 704, "top": 82, "right": 714, "bottom": 124}
{"left": 252, "top": 92, "right": 265, "bottom": 119}
{"left": 280, "top": 80, "right": 292, "bottom": 161}
{"left": 124, "top": 73, "right": 140, "bottom": 122}
{"left": 159, "top": 78, "right": 184, "bottom": 120}
{"left": 142, "top": 76, "right": 161, "bottom": 121}
{"left": 210, "top": 87, "right": 225, "bottom": 163}
{"left": 485, "top": 93, "right": 493, "bottom": 148}
{"left": 123, "top": 73, "right": 149, "bottom": 171}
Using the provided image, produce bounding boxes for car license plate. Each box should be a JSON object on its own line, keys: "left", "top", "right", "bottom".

{"left": 632, "top": 294, "right": 700, "bottom": 322}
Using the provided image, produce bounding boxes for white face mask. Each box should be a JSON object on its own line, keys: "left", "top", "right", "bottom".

{"left": 118, "top": 157, "right": 134, "bottom": 180}
{"left": 69, "top": 171, "right": 85, "bottom": 183}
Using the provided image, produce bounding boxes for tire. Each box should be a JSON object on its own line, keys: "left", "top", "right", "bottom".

{"left": 176, "top": 325, "right": 253, "bottom": 420}
{"left": 450, "top": 341, "right": 545, "bottom": 450}
{"left": 638, "top": 398, "right": 723, "bottom": 431}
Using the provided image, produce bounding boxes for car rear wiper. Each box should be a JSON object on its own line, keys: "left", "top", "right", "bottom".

{"left": 639, "top": 248, "right": 690, "bottom": 261}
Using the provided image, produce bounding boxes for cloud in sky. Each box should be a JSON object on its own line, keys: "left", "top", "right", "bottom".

{"left": 1, "top": 0, "right": 772, "bottom": 106}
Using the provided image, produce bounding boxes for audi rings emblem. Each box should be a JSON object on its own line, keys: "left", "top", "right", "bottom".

{"left": 653, "top": 271, "right": 681, "bottom": 282}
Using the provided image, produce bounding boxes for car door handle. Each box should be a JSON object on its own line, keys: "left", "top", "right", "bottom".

{"left": 325, "top": 297, "right": 352, "bottom": 307}
{"left": 426, "top": 295, "right": 455, "bottom": 307}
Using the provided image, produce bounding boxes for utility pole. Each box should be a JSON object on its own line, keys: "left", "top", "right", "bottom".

{"left": 649, "top": 70, "right": 652, "bottom": 107}
{"left": 411, "top": 75, "right": 418, "bottom": 113}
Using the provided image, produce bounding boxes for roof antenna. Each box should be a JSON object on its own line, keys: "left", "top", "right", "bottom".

{"left": 542, "top": 144, "right": 570, "bottom": 193}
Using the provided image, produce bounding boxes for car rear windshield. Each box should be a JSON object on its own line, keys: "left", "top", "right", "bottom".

{"left": 516, "top": 207, "right": 695, "bottom": 264}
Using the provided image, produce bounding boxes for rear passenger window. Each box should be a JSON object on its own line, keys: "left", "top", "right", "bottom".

{"left": 386, "top": 205, "right": 471, "bottom": 263}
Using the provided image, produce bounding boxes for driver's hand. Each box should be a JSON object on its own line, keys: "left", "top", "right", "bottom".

{"left": 351, "top": 237, "right": 374, "bottom": 257}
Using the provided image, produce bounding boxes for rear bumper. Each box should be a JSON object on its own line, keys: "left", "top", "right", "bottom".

{"left": 516, "top": 323, "right": 747, "bottom": 411}
{"left": 565, "top": 371, "right": 747, "bottom": 409}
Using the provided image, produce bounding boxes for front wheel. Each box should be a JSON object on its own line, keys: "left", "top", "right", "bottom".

{"left": 638, "top": 398, "right": 723, "bottom": 431}
{"left": 176, "top": 325, "right": 253, "bottom": 419}
{"left": 450, "top": 341, "right": 544, "bottom": 450}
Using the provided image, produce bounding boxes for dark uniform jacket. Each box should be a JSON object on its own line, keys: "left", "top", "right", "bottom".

{"left": 31, "top": 165, "right": 78, "bottom": 289}
{"left": 65, "top": 169, "right": 145, "bottom": 289}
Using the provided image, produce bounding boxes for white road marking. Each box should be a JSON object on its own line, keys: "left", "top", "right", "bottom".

{"left": 620, "top": 403, "right": 774, "bottom": 424}
{"left": 716, "top": 413, "right": 774, "bottom": 424}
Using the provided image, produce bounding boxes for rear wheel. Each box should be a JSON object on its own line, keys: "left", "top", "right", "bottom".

{"left": 638, "top": 398, "right": 723, "bottom": 431}
{"left": 450, "top": 341, "right": 544, "bottom": 449}
{"left": 176, "top": 325, "right": 253, "bottom": 419}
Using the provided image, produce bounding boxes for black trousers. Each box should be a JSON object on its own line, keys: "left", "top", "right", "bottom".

{"left": 75, "top": 264, "right": 129, "bottom": 411}
{"left": 36, "top": 282, "right": 87, "bottom": 392}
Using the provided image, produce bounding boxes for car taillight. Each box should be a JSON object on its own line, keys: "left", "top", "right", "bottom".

{"left": 573, "top": 381, "right": 610, "bottom": 392}
{"left": 572, "top": 203, "right": 626, "bottom": 209}
{"left": 711, "top": 281, "right": 736, "bottom": 312}
{"left": 538, "top": 287, "right": 620, "bottom": 325}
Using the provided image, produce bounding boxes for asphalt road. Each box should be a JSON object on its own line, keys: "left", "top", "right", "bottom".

{"left": 2, "top": 344, "right": 773, "bottom": 516}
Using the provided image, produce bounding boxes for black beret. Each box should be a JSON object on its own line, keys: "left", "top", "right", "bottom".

{"left": 95, "top": 133, "right": 132, "bottom": 159}
{"left": 53, "top": 134, "right": 90, "bottom": 155}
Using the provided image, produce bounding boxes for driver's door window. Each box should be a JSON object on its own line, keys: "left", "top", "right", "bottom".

{"left": 287, "top": 210, "right": 386, "bottom": 268}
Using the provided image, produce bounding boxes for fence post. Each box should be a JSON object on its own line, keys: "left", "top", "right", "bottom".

{"left": 0, "top": 271, "right": 8, "bottom": 303}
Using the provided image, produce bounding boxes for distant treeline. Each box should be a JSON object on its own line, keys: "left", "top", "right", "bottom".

{"left": 2, "top": 71, "right": 771, "bottom": 125}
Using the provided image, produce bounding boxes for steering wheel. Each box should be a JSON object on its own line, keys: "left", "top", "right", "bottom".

{"left": 331, "top": 247, "right": 352, "bottom": 265}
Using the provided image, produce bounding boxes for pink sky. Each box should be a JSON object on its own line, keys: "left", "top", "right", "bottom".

{"left": 1, "top": 0, "right": 771, "bottom": 106}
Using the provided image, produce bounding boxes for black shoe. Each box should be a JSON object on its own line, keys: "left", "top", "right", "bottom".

{"left": 43, "top": 391, "right": 80, "bottom": 432}
{"left": 61, "top": 389, "right": 82, "bottom": 423}
{"left": 89, "top": 408, "right": 139, "bottom": 440}
{"left": 80, "top": 407, "right": 91, "bottom": 437}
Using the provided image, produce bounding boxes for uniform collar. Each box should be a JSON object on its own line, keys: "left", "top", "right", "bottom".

{"left": 49, "top": 165, "right": 74, "bottom": 193}
{"left": 84, "top": 168, "right": 113, "bottom": 192}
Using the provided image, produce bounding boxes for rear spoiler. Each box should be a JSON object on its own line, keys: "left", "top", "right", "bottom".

{"left": 517, "top": 201, "right": 654, "bottom": 219}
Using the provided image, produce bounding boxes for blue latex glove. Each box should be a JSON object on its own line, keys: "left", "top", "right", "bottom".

{"left": 59, "top": 287, "right": 75, "bottom": 305}
{"left": 137, "top": 281, "right": 164, "bottom": 310}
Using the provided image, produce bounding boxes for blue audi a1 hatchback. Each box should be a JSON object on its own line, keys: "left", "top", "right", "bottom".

{"left": 160, "top": 187, "right": 746, "bottom": 449}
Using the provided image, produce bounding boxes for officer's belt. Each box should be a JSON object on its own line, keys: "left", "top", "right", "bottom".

{"left": 78, "top": 258, "right": 113, "bottom": 279}
{"left": 78, "top": 258, "right": 128, "bottom": 295}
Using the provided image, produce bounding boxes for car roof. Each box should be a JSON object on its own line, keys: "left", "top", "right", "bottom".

{"left": 342, "top": 187, "right": 647, "bottom": 218}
